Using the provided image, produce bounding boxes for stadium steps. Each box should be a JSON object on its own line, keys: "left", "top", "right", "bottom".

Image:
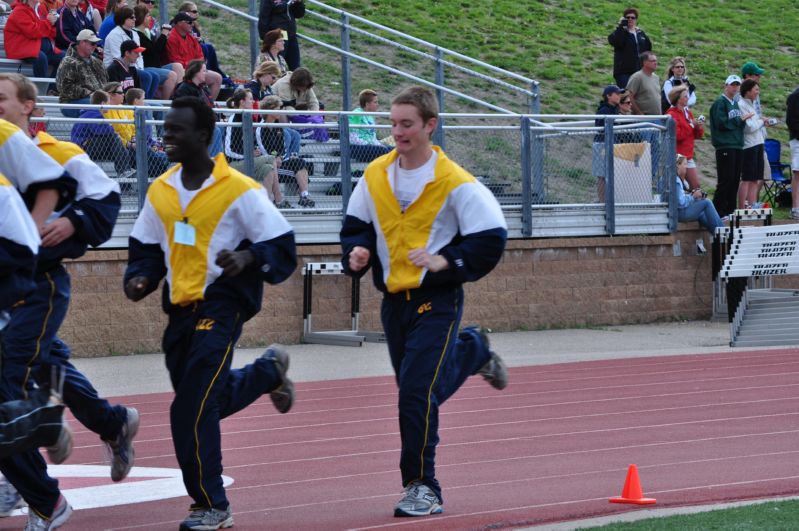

{"left": 731, "top": 289, "right": 799, "bottom": 347}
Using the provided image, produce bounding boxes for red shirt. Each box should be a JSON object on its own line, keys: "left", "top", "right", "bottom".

{"left": 4, "top": 1, "right": 57, "bottom": 59}
{"left": 666, "top": 106, "right": 704, "bottom": 160}
{"left": 164, "top": 29, "right": 203, "bottom": 68}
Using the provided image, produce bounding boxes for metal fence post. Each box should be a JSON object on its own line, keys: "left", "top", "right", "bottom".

{"left": 603, "top": 117, "right": 616, "bottom": 235}
{"left": 340, "top": 13, "right": 351, "bottom": 112}
{"left": 433, "top": 47, "right": 445, "bottom": 149}
{"left": 249, "top": 0, "right": 259, "bottom": 76}
{"left": 530, "top": 81, "right": 540, "bottom": 114}
{"left": 339, "top": 113, "right": 352, "bottom": 215}
{"left": 520, "top": 116, "right": 532, "bottom": 237}
{"left": 242, "top": 111, "right": 255, "bottom": 177}
{"left": 134, "top": 109, "right": 149, "bottom": 210}
{"left": 665, "top": 117, "right": 678, "bottom": 232}
{"left": 157, "top": 0, "right": 167, "bottom": 28}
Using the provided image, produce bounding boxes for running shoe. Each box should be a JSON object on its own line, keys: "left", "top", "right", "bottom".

{"left": 24, "top": 495, "right": 71, "bottom": 530}
{"left": 179, "top": 507, "right": 233, "bottom": 530}
{"left": 476, "top": 328, "right": 509, "bottom": 390}
{"left": 0, "top": 477, "right": 23, "bottom": 517}
{"left": 394, "top": 480, "right": 443, "bottom": 517}
{"left": 106, "top": 407, "right": 139, "bottom": 482}
{"left": 262, "top": 345, "right": 294, "bottom": 414}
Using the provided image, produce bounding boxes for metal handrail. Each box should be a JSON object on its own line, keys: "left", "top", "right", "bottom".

{"left": 195, "top": 0, "right": 535, "bottom": 113}
{"left": 304, "top": 0, "right": 537, "bottom": 87}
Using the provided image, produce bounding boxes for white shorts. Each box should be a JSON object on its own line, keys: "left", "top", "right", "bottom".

{"left": 791, "top": 139, "right": 799, "bottom": 172}
{"left": 686, "top": 158, "right": 697, "bottom": 169}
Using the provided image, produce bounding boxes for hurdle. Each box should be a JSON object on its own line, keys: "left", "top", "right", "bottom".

{"left": 301, "top": 262, "right": 385, "bottom": 346}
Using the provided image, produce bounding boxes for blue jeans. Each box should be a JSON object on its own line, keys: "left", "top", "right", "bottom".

{"left": 678, "top": 198, "right": 723, "bottom": 234}
{"left": 282, "top": 127, "right": 301, "bottom": 158}
{"left": 138, "top": 68, "right": 159, "bottom": 99}
{"left": 24, "top": 39, "right": 64, "bottom": 79}
{"left": 61, "top": 97, "right": 91, "bottom": 118}
{"left": 208, "top": 126, "right": 223, "bottom": 157}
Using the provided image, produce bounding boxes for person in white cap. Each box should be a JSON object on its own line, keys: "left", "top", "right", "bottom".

{"left": 708, "top": 74, "right": 754, "bottom": 217}
{"left": 54, "top": 28, "right": 108, "bottom": 118}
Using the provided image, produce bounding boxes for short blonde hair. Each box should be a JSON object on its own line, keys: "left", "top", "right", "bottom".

{"left": 253, "top": 61, "right": 280, "bottom": 79}
{"left": 259, "top": 95, "right": 282, "bottom": 110}
{"left": 668, "top": 85, "right": 688, "bottom": 106}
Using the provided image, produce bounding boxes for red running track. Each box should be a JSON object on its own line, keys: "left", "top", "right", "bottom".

{"left": 3, "top": 348, "right": 799, "bottom": 530}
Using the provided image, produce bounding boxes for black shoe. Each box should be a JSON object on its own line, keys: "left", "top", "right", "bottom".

{"left": 298, "top": 195, "right": 315, "bottom": 208}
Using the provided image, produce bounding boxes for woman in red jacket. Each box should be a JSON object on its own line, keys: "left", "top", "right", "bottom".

{"left": 666, "top": 85, "right": 704, "bottom": 191}
{"left": 4, "top": 0, "right": 64, "bottom": 79}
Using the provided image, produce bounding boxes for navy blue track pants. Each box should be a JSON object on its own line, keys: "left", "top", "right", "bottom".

{"left": 0, "top": 266, "right": 127, "bottom": 517}
{"left": 381, "top": 286, "right": 491, "bottom": 502}
{"left": 162, "top": 299, "right": 283, "bottom": 511}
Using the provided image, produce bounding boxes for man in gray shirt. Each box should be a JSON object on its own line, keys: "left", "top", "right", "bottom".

{"left": 627, "top": 51, "right": 661, "bottom": 115}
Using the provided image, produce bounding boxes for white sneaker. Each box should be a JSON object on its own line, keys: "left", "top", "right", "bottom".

{"left": 791, "top": 208, "right": 799, "bottom": 220}
{"left": 393, "top": 480, "right": 443, "bottom": 517}
{"left": 24, "top": 495, "right": 71, "bottom": 530}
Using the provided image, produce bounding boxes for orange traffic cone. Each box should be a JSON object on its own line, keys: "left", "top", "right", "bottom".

{"left": 609, "top": 464, "right": 656, "bottom": 504}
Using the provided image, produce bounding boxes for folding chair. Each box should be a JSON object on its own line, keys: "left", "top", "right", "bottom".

{"left": 762, "top": 139, "right": 792, "bottom": 206}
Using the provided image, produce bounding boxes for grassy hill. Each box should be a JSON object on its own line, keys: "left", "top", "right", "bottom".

{"left": 182, "top": 0, "right": 799, "bottom": 195}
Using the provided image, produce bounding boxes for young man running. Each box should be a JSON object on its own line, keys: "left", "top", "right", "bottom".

{"left": 341, "top": 85, "right": 509, "bottom": 517}
{"left": 124, "top": 97, "right": 298, "bottom": 530}
{"left": 0, "top": 72, "right": 138, "bottom": 530}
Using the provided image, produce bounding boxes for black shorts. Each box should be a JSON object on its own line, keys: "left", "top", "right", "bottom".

{"left": 277, "top": 156, "right": 309, "bottom": 183}
{"left": 740, "top": 144, "right": 764, "bottom": 182}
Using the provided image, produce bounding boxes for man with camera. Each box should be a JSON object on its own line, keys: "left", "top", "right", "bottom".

{"left": 607, "top": 8, "right": 652, "bottom": 89}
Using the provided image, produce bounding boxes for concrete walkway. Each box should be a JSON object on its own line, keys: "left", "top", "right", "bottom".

{"left": 74, "top": 320, "right": 735, "bottom": 398}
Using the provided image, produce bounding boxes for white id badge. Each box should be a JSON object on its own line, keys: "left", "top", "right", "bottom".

{"left": 174, "top": 220, "right": 196, "bottom": 246}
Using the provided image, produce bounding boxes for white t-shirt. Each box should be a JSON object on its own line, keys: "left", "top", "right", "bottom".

{"left": 387, "top": 150, "right": 438, "bottom": 211}
{"left": 170, "top": 168, "right": 215, "bottom": 212}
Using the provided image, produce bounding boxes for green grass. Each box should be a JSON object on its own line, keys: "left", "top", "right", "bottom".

{"left": 583, "top": 499, "right": 799, "bottom": 530}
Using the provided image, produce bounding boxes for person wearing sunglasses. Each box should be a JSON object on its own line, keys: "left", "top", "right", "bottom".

{"left": 607, "top": 7, "right": 652, "bottom": 89}
{"left": 55, "top": 28, "right": 109, "bottom": 117}
{"left": 661, "top": 56, "right": 697, "bottom": 113}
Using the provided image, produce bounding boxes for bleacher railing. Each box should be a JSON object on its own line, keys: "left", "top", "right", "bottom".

{"left": 184, "top": 0, "right": 538, "bottom": 122}
{"left": 35, "top": 103, "right": 677, "bottom": 240}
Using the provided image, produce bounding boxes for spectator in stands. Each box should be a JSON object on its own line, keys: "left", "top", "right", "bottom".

{"left": 223, "top": 88, "right": 276, "bottom": 183}
{"left": 349, "top": 89, "right": 391, "bottom": 162}
{"left": 177, "top": 1, "right": 229, "bottom": 83}
{"left": 55, "top": 28, "right": 108, "bottom": 117}
{"left": 666, "top": 85, "right": 704, "bottom": 191}
{"left": 55, "top": 0, "right": 95, "bottom": 50}
{"left": 97, "top": 0, "right": 124, "bottom": 41}
{"left": 661, "top": 56, "right": 696, "bottom": 113}
{"left": 709, "top": 74, "right": 754, "bottom": 218}
{"left": 258, "top": 0, "right": 304, "bottom": 71}
{"left": 592, "top": 84, "right": 621, "bottom": 202}
{"left": 164, "top": 12, "right": 221, "bottom": 100}
{"left": 626, "top": 51, "right": 660, "bottom": 115}
{"left": 103, "top": 6, "right": 165, "bottom": 98}
{"left": 258, "top": 94, "right": 313, "bottom": 208}
{"left": 173, "top": 58, "right": 212, "bottom": 105}
{"left": 741, "top": 61, "right": 773, "bottom": 202}
{"left": 106, "top": 38, "right": 142, "bottom": 92}
{"left": 4, "top": 0, "right": 64, "bottom": 81}
{"left": 37, "top": 0, "right": 63, "bottom": 17}
{"left": 273, "top": 67, "right": 328, "bottom": 142}
{"left": 107, "top": 86, "right": 169, "bottom": 177}
{"left": 259, "top": 28, "right": 289, "bottom": 77}
{"left": 607, "top": 7, "right": 652, "bottom": 89}
{"left": 70, "top": 88, "right": 134, "bottom": 176}
{"left": 787, "top": 86, "right": 799, "bottom": 220}
{"left": 173, "top": 59, "right": 223, "bottom": 156}
{"left": 737, "top": 79, "right": 770, "bottom": 209}
{"left": 675, "top": 154, "right": 723, "bottom": 234}
{"left": 79, "top": 0, "right": 102, "bottom": 32}
{"left": 134, "top": 4, "right": 183, "bottom": 91}
{"left": 618, "top": 92, "right": 632, "bottom": 115}
{"left": 245, "top": 60, "right": 280, "bottom": 101}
